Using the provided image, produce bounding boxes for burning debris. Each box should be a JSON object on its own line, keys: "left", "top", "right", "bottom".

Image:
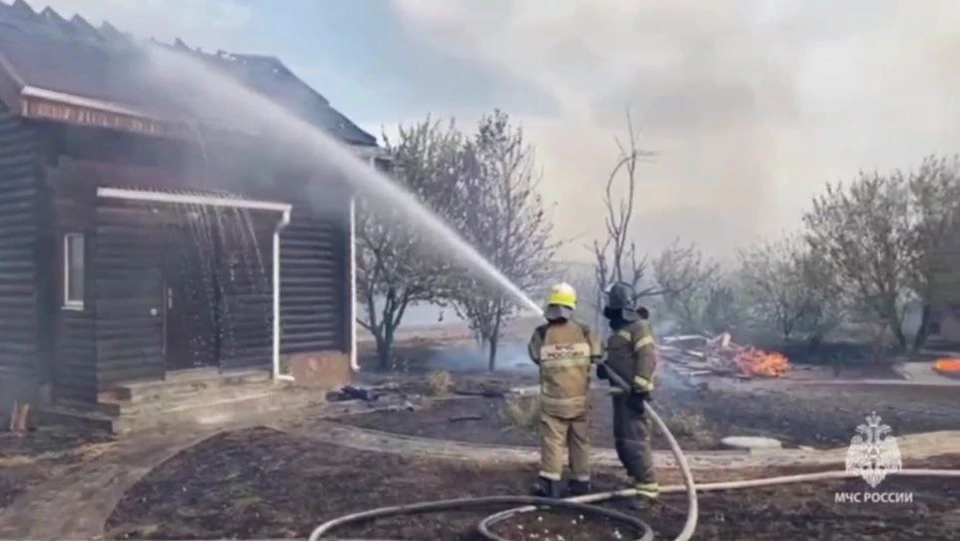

{"left": 933, "top": 358, "right": 960, "bottom": 378}
{"left": 662, "top": 333, "right": 790, "bottom": 379}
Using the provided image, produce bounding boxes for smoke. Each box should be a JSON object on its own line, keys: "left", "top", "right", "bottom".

{"left": 38, "top": 0, "right": 252, "bottom": 46}
{"left": 388, "top": 0, "right": 960, "bottom": 259}
{"left": 132, "top": 43, "right": 542, "bottom": 313}
{"left": 423, "top": 341, "right": 535, "bottom": 372}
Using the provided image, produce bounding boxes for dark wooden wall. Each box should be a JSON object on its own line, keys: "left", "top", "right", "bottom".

{"left": 94, "top": 196, "right": 166, "bottom": 386}
{"left": 280, "top": 209, "right": 350, "bottom": 356}
{"left": 217, "top": 209, "right": 276, "bottom": 371}
{"left": 28, "top": 121, "right": 354, "bottom": 403}
{"left": 0, "top": 103, "right": 45, "bottom": 384}
{"left": 44, "top": 163, "right": 97, "bottom": 403}
{"left": 49, "top": 160, "right": 282, "bottom": 388}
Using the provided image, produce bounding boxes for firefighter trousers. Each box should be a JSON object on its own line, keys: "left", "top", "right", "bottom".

{"left": 612, "top": 396, "right": 656, "bottom": 484}
{"left": 539, "top": 411, "right": 590, "bottom": 481}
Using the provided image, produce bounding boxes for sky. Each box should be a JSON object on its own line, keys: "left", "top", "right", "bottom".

{"left": 33, "top": 0, "right": 960, "bottom": 261}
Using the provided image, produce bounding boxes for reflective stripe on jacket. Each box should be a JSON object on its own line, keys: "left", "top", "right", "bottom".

{"left": 605, "top": 320, "right": 658, "bottom": 393}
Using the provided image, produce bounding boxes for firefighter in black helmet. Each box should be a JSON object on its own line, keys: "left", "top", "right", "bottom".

{"left": 595, "top": 282, "right": 660, "bottom": 506}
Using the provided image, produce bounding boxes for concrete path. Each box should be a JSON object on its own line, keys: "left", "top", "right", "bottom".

{"left": 276, "top": 419, "right": 960, "bottom": 471}
{"left": 0, "top": 400, "right": 386, "bottom": 540}
{"left": 0, "top": 428, "right": 214, "bottom": 540}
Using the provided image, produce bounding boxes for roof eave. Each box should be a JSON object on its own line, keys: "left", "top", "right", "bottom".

{"left": 13, "top": 86, "right": 384, "bottom": 166}
{"left": 18, "top": 85, "right": 257, "bottom": 139}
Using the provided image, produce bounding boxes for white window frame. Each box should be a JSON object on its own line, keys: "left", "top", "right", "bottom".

{"left": 63, "top": 232, "right": 85, "bottom": 310}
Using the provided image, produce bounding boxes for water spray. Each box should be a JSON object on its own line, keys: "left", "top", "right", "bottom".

{"left": 133, "top": 45, "right": 959, "bottom": 541}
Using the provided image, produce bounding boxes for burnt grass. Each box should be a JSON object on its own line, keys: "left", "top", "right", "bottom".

{"left": 0, "top": 427, "right": 114, "bottom": 509}
{"left": 335, "top": 380, "right": 960, "bottom": 450}
{"left": 104, "top": 427, "right": 960, "bottom": 540}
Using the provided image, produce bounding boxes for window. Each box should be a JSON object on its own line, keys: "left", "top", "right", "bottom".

{"left": 64, "top": 233, "right": 85, "bottom": 309}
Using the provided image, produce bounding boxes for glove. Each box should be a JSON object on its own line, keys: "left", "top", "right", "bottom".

{"left": 595, "top": 364, "right": 609, "bottom": 380}
{"left": 626, "top": 390, "right": 649, "bottom": 413}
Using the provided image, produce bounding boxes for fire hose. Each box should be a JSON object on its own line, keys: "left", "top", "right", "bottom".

{"left": 308, "top": 386, "right": 688, "bottom": 541}
{"left": 309, "top": 362, "right": 960, "bottom": 541}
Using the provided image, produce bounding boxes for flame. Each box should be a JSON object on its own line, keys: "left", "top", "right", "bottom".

{"left": 933, "top": 358, "right": 960, "bottom": 375}
{"left": 734, "top": 347, "right": 790, "bottom": 377}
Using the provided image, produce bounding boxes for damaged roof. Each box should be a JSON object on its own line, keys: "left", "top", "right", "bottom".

{"left": 0, "top": 0, "right": 377, "bottom": 146}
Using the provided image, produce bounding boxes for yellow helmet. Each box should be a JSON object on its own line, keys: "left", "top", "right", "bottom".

{"left": 547, "top": 282, "right": 577, "bottom": 310}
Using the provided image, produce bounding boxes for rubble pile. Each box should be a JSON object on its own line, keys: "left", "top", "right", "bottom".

{"left": 661, "top": 332, "right": 790, "bottom": 379}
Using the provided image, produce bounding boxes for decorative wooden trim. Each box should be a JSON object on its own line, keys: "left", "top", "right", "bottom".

{"left": 22, "top": 95, "right": 182, "bottom": 137}
{"left": 19, "top": 86, "right": 257, "bottom": 139}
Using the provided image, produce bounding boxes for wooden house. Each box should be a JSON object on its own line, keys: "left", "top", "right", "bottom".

{"left": 0, "top": 1, "right": 380, "bottom": 429}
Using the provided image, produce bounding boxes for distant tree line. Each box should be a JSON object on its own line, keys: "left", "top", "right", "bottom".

{"left": 587, "top": 112, "right": 960, "bottom": 358}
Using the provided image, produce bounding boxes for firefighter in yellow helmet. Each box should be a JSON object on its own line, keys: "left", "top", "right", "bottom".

{"left": 595, "top": 281, "right": 660, "bottom": 507}
{"left": 527, "top": 282, "right": 602, "bottom": 498}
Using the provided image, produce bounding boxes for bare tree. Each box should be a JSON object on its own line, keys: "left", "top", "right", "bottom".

{"left": 905, "top": 155, "right": 960, "bottom": 350}
{"left": 803, "top": 170, "right": 915, "bottom": 350}
{"left": 563, "top": 260, "right": 601, "bottom": 325}
{"left": 737, "top": 235, "right": 843, "bottom": 342}
{"left": 446, "top": 110, "right": 558, "bottom": 370}
{"left": 591, "top": 110, "right": 658, "bottom": 326}
{"left": 356, "top": 118, "right": 472, "bottom": 369}
{"left": 700, "top": 280, "right": 744, "bottom": 336}
{"left": 652, "top": 240, "right": 721, "bottom": 333}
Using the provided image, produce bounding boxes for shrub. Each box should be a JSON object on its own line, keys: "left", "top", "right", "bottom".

{"left": 663, "top": 410, "right": 716, "bottom": 448}
{"left": 426, "top": 370, "right": 455, "bottom": 396}
{"left": 501, "top": 394, "right": 540, "bottom": 433}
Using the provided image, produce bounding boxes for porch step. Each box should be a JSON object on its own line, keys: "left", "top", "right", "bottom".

{"left": 33, "top": 404, "right": 116, "bottom": 433}
{"left": 112, "top": 386, "right": 324, "bottom": 434}
{"left": 37, "top": 369, "right": 327, "bottom": 434}
{"left": 97, "top": 379, "right": 283, "bottom": 417}
{"left": 102, "top": 368, "right": 273, "bottom": 404}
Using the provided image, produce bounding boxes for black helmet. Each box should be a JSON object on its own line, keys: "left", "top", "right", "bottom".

{"left": 604, "top": 282, "right": 639, "bottom": 322}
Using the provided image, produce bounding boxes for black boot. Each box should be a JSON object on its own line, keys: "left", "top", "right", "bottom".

{"left": 531, "top": 476, "right": 562, "bottom": 498}
{"left": 566, "top": 479, "right": 591, "bottom": 497}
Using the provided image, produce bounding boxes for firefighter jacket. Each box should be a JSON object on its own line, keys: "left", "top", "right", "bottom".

{"left": 528, "top": 320, "right": 603, "bottom": 418}
{"left": 605, "top": 320, "right": 658, "bottom": 393}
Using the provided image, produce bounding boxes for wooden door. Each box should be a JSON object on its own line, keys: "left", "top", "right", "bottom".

{"left": 163, "top": 224, "right": 220, "bottom": 370}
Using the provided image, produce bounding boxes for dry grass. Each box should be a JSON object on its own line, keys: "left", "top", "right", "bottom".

{"left": 501, "top": 394, "right": 541, "bottom": 433}
{"left": 0, "top": 441, "right": 117, "bottom": 468}
{"left": 426, "top": 370, "right": 455, "bottom": 396}
{"left": 660, "top": 410, "right": 717, "bottom": 448}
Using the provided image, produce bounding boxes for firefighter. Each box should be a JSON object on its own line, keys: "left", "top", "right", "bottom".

{"left": 595, "top": 282, "right": 660, "bottom": 506}
{"left": 527, "top": 282, "right": 603, "bottom": 498}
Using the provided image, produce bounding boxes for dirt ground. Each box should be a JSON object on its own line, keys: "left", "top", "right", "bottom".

{"left": 0, "top": 427, "right": 114, "bottom": 509}
{"left": 335, "top": 377, "right": 959, "bottom": 451}
{"left": 105, "top": 427, "right": 960, "bottom": 540}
